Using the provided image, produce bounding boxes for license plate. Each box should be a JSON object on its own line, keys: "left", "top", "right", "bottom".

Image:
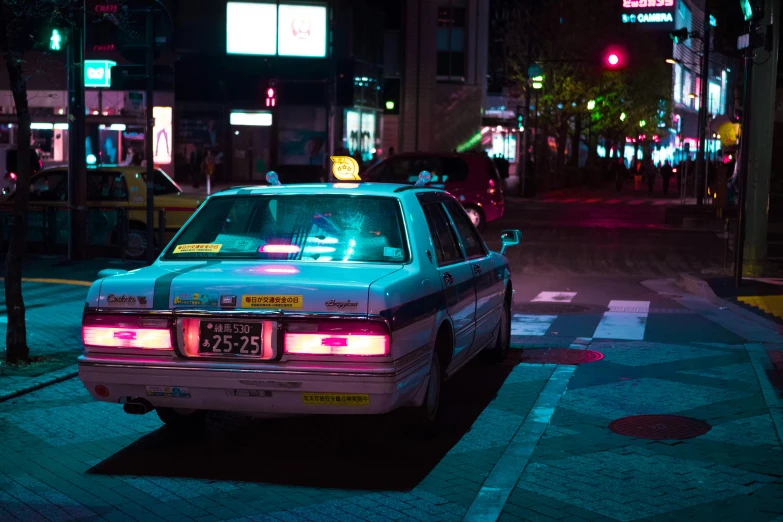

{"left": 199, "top": 321, "right": 262, "bottom": 355}
{"left": 145, "top": 386, "right": 190, "bottom": 398}
{"left": 301, "top": 393, "right": 370, "bottom": 406}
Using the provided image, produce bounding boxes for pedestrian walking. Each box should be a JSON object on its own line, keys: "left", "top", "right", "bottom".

{"left": 646, "top": 160, "right": 656, "bottom": 193}
{"left": 661, "top": 160, "right": 673, "bottom": 195}
{"left": 633, "top": 160, "right": 644, "bottom": 191}
{"left": 612, "top": 157, "right": 627, "bottom": 192}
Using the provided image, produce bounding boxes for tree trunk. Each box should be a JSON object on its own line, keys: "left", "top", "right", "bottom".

{"left": 569, "top": 114, "right": 582, "bottom": 170}
{"left": 2, "top": 51, "right": 31, "bottom": 364}
{"left": 555, "top": 120, "right": 569, "bottom": 188}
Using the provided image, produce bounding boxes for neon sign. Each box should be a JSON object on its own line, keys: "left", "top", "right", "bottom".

{"left": 622, "top": 12, "right": 674, "bottom": 23}
{"left": 623, "top": 0, "right": 674, "bottom": 7}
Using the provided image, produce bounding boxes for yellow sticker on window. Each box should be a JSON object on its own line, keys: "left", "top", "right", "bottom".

{"left": 241, "top": 295, "right": 303, "bottom": 309}
{"left": 173, "top": 244, "right": 222, "bottom": 254}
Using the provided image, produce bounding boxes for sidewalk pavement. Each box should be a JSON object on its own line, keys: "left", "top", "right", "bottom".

{"left": 0, "top": 256, "right": 138, "bottom": 402}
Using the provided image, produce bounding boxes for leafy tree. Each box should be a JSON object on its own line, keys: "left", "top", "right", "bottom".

{"left": 1, "top": 0, "right": 75, "bottom": 364}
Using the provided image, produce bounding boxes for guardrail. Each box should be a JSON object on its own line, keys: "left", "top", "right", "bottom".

{"left": 0, "top": 204, "right": 195, "bottom": 259}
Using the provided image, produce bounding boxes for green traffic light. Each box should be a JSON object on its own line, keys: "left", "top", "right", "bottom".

{"left": 741, "top": 0, "right": 753, "bottom": 21}
{"left": 385, "top": 100, "right": 395, "bottom": 110}
{"left": 49, "top": 29, "right": 62, "bottom": 51}
{"left": 587, "top": 100, "right": 596, "bottom": 111}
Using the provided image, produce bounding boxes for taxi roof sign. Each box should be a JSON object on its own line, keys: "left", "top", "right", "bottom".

{"left": 265, "top": 171, "right": 281, "bottom": 186}
{"left": 330, "top": 156, "right": 361, "bottom": 181}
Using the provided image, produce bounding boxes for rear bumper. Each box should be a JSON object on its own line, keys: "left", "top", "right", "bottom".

{"left": 78, "top": 347, "right": 431, "bottom": 415}
{"left": 484, "top": 200, "right": 504, "bottom": 222}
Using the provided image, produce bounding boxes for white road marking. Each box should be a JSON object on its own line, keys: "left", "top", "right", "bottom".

{"left": 531, "top": 292, "right": 576, "bottom": 303}
{"left": 511, "top": 314, "right": 557, "bottom": 336}
{"left": 592, "top": 300, "right": 650, "bottom": 340}
{"left": 463, "top": 364, "right": 578, "bottom": 522}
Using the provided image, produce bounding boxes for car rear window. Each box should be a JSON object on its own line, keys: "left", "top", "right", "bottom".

{"left": 163, "top": 195, "right": 408, "bottom": 263}
{"left": 367, "top": 156, "right": 470, "bottom": 184}
{"left": 140, "top": 169, "right": 182, "bottom": 195}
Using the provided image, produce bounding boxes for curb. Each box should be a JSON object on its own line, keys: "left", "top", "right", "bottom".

{"left": 0, "top": 364, "right": 78, "bottom": 403}
{"left": 675, "top": 272, "right": 718, "bottom": 299}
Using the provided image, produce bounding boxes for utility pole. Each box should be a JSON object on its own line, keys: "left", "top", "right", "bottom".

{"left": 734, "top": 38, "right": 755, "bottom": 287}
{"left": 695, "top": 2, "right": 711, "bottom": 206}
{"left": 144, "top": 8, "right": 155, "bottom": 265}
{"left": 519, "top": 0, "right": 532, "bottom": 197}
{"left": 67, "top": 1, "right": 86, "bottom": 261}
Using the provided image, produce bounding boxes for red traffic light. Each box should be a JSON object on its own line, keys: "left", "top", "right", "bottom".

{"left": 602, "top": 47, "right": 625, "bottom": 69}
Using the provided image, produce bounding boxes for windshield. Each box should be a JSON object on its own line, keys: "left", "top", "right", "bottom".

{"left": 163, "top": 194, "right": 409, "bottom": 263}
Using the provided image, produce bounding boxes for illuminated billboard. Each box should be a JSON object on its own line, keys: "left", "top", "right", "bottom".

{"left": 153, "top": 107, "right": 172, "bottom": 164}
{"left": 621, "top": 0, "right": 675, "bottom": 30}
{"left": 226, "top": 2, "right": 327, "bottom": 58}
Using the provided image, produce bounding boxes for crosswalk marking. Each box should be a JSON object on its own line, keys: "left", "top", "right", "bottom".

{"left": 511, "top": 315, "right": 558, "bottom": 336}
{"left": 593, "top": 300, "right": 650, "bottom": 340}
{"left": 531, "top": 291, "right": 576, "bottom": 303}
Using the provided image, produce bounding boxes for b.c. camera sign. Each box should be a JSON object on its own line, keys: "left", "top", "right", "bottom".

{"left": 621, "top": 0, "right": 676, "bottom": 31}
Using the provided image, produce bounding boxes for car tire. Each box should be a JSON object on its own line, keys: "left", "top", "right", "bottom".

{"left": 408, "top": 352, "right": 442, "bottom": 436}
{"left": 125, "top": 225, "right": 151, "bottom": 260}
{"left": 156, "top": 407, "right": 207, "bottom": 428}
{"left": 464, "top": 205, "right": 484, "bottom": 230}
{"left": 484, "top": 298, "right": 511, "bottom": 363}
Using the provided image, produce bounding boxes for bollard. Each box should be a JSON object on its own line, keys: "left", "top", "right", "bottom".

{"left": 117, "top": 208, "right": 127, "bottom": 261}
{"left": 158, "top": 209, "right": 166, "bottom": 254}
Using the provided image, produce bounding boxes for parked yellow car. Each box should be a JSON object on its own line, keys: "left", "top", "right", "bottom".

{"left": 7, "top": 166, "right": 201, "bottom": 259}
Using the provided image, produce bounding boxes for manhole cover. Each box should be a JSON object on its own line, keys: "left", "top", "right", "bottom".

{"left": 516, "top": 303, "right": 595, "bottom": 314}
{"left": 520, "top": 348, "right": 604, "bottom": 365}
{"left": 609, "top": 415, "right": 711, "bottom": 440}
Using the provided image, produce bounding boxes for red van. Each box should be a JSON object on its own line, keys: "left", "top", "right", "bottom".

{"left": 364, "top": 152, "right": 504, "bottom": 229}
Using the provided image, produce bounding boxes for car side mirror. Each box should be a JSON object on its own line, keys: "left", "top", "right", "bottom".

{"left": 97, "top": 268, "right": 127, "bottom": 279}
{"left": 500, "top": 229, "right": 522, "bottom": 255}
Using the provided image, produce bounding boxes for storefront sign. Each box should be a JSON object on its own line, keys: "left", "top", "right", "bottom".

{"left": 226, "top": 2, "right": 327, "bottom": 58}
{"left": 84, "top": 60, "right": 116, "bottom": 88}
{"left": 620, "top": 0, "right": 675, "bottom": 29}
{"left": 230, "top": 111, "right": 273, "bottom": 126}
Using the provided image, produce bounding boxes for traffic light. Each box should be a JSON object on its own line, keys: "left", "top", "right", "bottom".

{"left": 602, "top": 47, "right": 625, "bottom": 69}
{"left": 516, "top": 105, "right": 524, "bottom": 129}
{"left": 670, "top": 28, "right": 690, "bottom": 43}
{"left": 741, "top": 0, "right": 764, "bottom": 22}
{"left": 48, "top": 28, "right": 64, "bottom": 51}
{"left": 265, "top": 87, "right": 276, "bottom": 107}
{"left": 383, "top": 78, "right": 400, "bottom": 115}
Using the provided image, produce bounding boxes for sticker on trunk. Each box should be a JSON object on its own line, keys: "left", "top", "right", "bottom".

{"left": 173, "top": 243, "right": 222, "bottom": 254}
{"left": 173, "top": 292, "right": 218, "bottom": 306}
{"left": 145, "top": 386, "right": 191, "bottom": 398}
{"left": 225, "top": 389, "right": 272, "bottom": 397}
{"left": 242, "top": 295, "right": 303, "bottom": 309}
{"left": 302, "top": 393, "right": 370, "bottom": 406}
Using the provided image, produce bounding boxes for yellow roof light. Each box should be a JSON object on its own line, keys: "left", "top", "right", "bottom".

{"left": 330, "top": 156, "right": 361, "bottom": 181}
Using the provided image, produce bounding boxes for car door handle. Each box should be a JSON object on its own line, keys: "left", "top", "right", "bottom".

{"left": 443, "top": 272, "right": 454, "bottom": 287}
{"left": 473, "top": 264, "right": 482, "bottom": 275}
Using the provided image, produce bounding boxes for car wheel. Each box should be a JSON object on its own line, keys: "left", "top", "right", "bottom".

{"left": 408, "top": 353, "right": 442, "bottom": 435}
{"left": 464, "top": 206, "right": 484, "bottom": 230}
{"left": 484, "top": 298, "right": 511, "bottom": 363}
{"left": 125, "top": 227, "right": 149, "bottom": 260}
{"left": 156, "top": 407, "right": 206, "bottom": 428}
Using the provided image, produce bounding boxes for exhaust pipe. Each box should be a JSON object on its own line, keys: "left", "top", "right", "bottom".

{"left": 123, "top": 397, "right": 153, "bottom": 415}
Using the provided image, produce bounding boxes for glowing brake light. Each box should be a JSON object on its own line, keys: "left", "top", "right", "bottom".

{"left": 261, "top": 244, "right": 301, "bottom": 254}
{"left": 284, "top": 321, "right": 389, "bottom": 356}
{"left": 82, "top": 315, "right": 172, "bottom": 350}
{"left": 8, "top": 172, "right": 16, "bottom": 181}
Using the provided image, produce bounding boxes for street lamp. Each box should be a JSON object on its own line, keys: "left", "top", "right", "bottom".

{"left": 587, "top": 99, "right": 596, "bottom": 111}
{"left": 639, "top": 120, "right": 647, "bottom": 128}
{"left": 665, "top": 58, "right": 678, "bottom": 65}
{"left": 620, "top": 112, "right": 627, "bottom": 122}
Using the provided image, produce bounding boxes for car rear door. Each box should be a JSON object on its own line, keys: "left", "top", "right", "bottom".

{"left": 442, "top": 196, "right": 503, "bottom": 350}
{"left": 418, "top": 193, "right": 476, "bottom": 364}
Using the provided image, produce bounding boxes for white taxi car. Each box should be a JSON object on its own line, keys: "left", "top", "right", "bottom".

{"left": 78, "top": 175, "right": 521, "bottom": 429}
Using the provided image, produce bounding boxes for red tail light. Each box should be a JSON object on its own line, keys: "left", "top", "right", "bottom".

{"left": 82, "top": 314, "right": 173, "bottom": 350}
{"left": 284, "top": 321, "right": 389, "bottom": 356}
{"left": 8, "top": 172, "right": 16, "bottom": 181}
